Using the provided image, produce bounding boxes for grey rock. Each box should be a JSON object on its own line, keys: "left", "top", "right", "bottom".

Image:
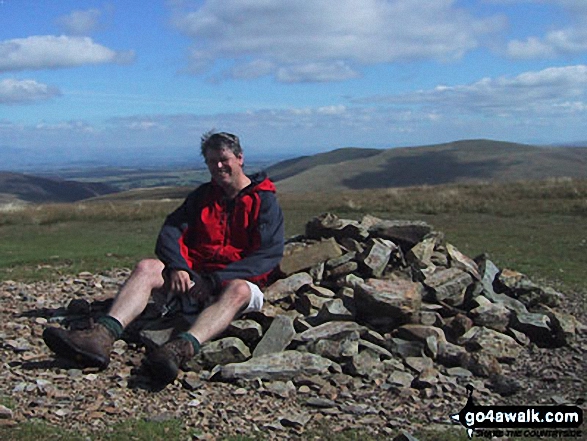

{"left": 358, "top": 238, "right": 397, "bottom": 278}
{"left": 458, "top": 326, "right": 522, "bottom": 363}
{"left": 404, "top": 356, "right": 434, "bottom": 373}
{"left": 306, "top": 298, "right": 354, "bottom": 326}
{"left": 446, "top": 243, "right": 481, "bottom": 280}
{"left": 368, "top": 219, "right": 433, "bottom": 249}
{"left": 198, "top": 337, "right": 251, "bottom": 368}
{"left": 387, "top": 371, "right": 415, "bottom": 388}
{"left": 406, "top": 233, "right": 442, "bottom": 278}
{"left": 345, "top": 348, "right": 382, "bottom": 377}
{"left": 424, "top": 267, "right": 473, "bottom": 307}
{"left": 305, "top": 212, "right": 368, "bottom": 241}
{"left": 280, "top": 237, "right": 343, "bottom": 276}
{"left": 437, "top": 341, "right": 468, "bottom": 368}
{"left": 464, "top": 352, "right": 503, "bottom": 377}
{"left": 253, "top": 313, "right": 297, "bottom": 357}
{"left": 296, "top": 321, "right": 367, "bottom": 344}
{"left": 325, "top": 252, "right": 357, "bottom": 269}
{"left": 223, "top": 319, "right": 264, "bottom": 344}
{"left": 469, "top": 297, "right": 511, "bottom": 333}
{"left": 263, "top": 272, "right": 313, "bottom": 303}
{"left": 395, "top": 324, "right": 447, "bottom": 345}
{"left": 325, "top": 261, "right": 359, "bottom": 279}
{"left": 215, "top": 350, "right": 338, "bottom": 381}
{"left": 354, "top": 278, "right": 424, "bottom": 329}
{"left": 510, "top": 311, "right": 554, "bottom": 345}
{"left": 279, "top": 410, "right": 311, "bottom": 429}
{"left": 496, "top": 268, "right": 564, "bottom": 308}
{"left": 295, "top": 292, "right": 332, "bottom": 316}
{"left": 388, "top": 338, "right": 425, "bottom": 359}
{"left": 265, "top": 380, "right": 296, "bottom": 398}
{"left": 412, "top": 367, "right": 439, "bottom": 389}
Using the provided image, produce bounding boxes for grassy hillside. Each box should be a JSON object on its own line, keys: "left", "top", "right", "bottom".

{"left": 264, "top": 147, "right": 382, "bottom": 181}
{"left": 271, "top": 140, "right": 587, "bottom": 192}
{"left": 1, "top": 178, "right": 585, "bottom": 297}
{"left": 0, "top": 172, "right": 116, "bottom": 204}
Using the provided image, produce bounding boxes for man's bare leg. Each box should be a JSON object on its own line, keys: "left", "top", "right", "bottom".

{"left": 146, "top": 279, "right": 252, "bottom": 385}
{"left": 107, "top": 258, "right": 166, "bottom": 328}
{"left": 188, "top": 279, "right": 252, "bottom": 344}
{"left": 43, "top": 258, "right": 166, "bottom": 368}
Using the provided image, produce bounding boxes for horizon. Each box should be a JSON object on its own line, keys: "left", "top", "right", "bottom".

{"left": 2, "top": 1, "right": 587, "bottom": 169}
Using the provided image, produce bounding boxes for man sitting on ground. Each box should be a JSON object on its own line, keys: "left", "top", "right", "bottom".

{"left": 43, "top": 131, "right": 285, "bottom": 385}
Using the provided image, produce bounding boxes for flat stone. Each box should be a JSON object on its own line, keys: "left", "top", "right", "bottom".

{"left": 215, "top": 350, "right": 337, "bottom": 381}
{"left": 296, "top": 321, "right": 367, "bottom": 344}
{"left": 368, "top": 219, "right": 433, "bottom": 250}
{"left": 280, "top": 236, "right": 343, "bottom": 276}
{"left": 253, "top": 313, "right": 297, "bottom": 357}
{"left": 264, "top": 273, "right": 313, "bottom": 303}
{"left": 198, "top": 337, "right": 251, "bottom": 368}
{"left": 387, "top": 371, "right": 415, "bottom": 388}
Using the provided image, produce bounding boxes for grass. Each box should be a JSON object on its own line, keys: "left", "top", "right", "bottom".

{"left": 1, "top": 178, "right": 585, "bottom": 291}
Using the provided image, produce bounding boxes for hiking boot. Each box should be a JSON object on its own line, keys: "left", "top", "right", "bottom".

{"left": 146, "top": 338, "right": 195, "bottom": 386}
{"left": 43, "top": 323, "right": 115, "bottom": 369}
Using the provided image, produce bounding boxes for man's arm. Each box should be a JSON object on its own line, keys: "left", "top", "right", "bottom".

{"left": 155, "top": 185, "right": 208, "bottom": 279}
{"left": 212, "top": 191, "right": 285, "bottom": 285}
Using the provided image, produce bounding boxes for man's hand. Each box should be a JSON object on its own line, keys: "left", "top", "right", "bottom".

{"left": 167, "top": 269, "right": 192, "bottom": 294}
{"left": 187, "top": 273, "right": 215, "bottom": 304}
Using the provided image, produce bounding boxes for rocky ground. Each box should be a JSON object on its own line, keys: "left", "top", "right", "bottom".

{"left": 1, "top": 214, "right": 586, "bottom": 440}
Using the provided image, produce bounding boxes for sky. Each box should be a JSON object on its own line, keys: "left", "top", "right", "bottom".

{"left": 1, "top": 0, "right": 587, "bottom": 169}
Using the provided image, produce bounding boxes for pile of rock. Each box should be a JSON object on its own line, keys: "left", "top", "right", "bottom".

{"left": 134, "top": 212, "right": 582, "bottom": 395}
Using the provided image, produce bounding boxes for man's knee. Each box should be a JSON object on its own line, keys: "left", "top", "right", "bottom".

{"left": 132, "top": 259, "right": 165, "bottom": 282}
{"left": 222, "top": 279, "right": 252, "bottom": 309}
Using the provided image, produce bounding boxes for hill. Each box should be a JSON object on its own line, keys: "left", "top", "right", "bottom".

{"left": 268, "top": 139, "right": 587, "bottom": 192}
{"left": 0, "top": 172, "right": 117, "bottom": 204}
{"left": 263, "top": 147, "right": 382, "bottom": 181}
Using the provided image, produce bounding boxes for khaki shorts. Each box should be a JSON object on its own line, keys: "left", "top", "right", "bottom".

{"left": 161, "top": 280, "right": 264, "bottom": 321}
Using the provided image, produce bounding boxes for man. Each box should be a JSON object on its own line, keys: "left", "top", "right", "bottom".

{"left": 43, "top": 131, "right": 285, "bottom": 386}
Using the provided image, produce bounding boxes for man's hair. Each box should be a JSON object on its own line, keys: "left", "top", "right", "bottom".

{"left": 201, "top": 131, "right": 242, "bottom": 158}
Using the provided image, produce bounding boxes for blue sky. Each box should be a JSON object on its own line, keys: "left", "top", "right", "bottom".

{"left": 1, "top": 0, "right": 587, "bottom": 168}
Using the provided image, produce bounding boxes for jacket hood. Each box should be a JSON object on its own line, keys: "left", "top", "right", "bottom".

{"left": 247, "top": 171, "right": 276, "bottom": 193}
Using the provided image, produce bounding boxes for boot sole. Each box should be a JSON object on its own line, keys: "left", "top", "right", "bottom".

{"left": 43, "top": 327, "right": 109, "bottom": 370}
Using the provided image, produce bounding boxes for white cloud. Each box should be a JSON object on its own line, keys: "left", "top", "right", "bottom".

{"left": 55, "top": 9, "right": 102, "bottom": 35}
{"left": 506, "top": 0, "right": 587, "bottom": 58}
{"left": 360, "top": 65, "right": 587, "bottom": 117}
{"left": 0, "top": 35, "right": 134, "bottom": 72}
{"left": 172, "top": 0, "right": 504, "bottom": 82}
{"left": 0, "top": 78, "right": 61, "bottom": 104}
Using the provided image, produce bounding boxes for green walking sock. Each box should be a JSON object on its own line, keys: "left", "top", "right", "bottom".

{"left": 177, "top": 332, "right": 201, "bottom": 354}
{"left": 97, "top": 315, "right": 124, "bottom": 339}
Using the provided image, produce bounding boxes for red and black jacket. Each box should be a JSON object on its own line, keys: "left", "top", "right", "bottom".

{"left": 155, "top": 172, "right": 284, "bottom": 290}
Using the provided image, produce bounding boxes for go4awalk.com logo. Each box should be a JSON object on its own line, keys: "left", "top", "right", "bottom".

{"left": 451, "top": 385, "right": 584, "bottom": 439}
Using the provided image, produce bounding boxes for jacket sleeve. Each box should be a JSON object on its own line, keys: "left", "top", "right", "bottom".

{"left": 155, "top": 186, "right": 207, "bottom": 279}
{"left": 212, "top": 190, "right": 285, "bottom": 285}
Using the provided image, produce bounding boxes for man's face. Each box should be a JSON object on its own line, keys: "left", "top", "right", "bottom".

{"left": 205, "top": 146, "right": 244, "bottom": 187}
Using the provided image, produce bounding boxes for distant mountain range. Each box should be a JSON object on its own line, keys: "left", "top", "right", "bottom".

{"left": 0, "top": 172, "right": 116, "bottom": 204}
{"left": 266, "top": 139, "right": 587, "bottom": 192}
{"left": 2, "top": 139, "right": 587, "bottom": 203}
